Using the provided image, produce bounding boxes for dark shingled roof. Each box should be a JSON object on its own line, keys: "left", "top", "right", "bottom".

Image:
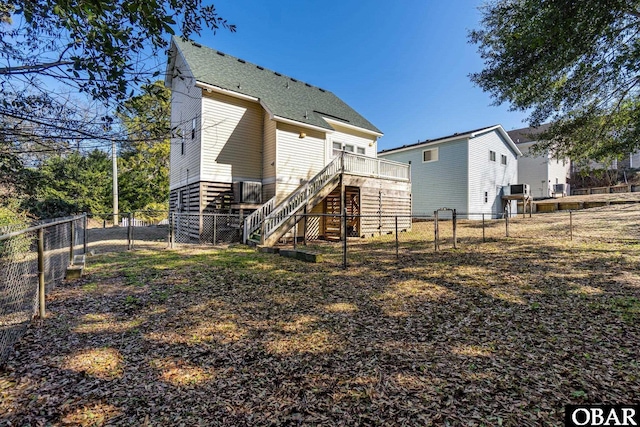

{"left": 169, "top": 37, "right": 381, "bottom": 134}
{"left": 507, "top": 124, "right": 551, "bottom": 144}
{"left": 378, "top": 125, "right": 501, "bottom": 155}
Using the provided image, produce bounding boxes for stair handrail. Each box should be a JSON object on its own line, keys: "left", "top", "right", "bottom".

{"left": 262, "top": 154, "right": 343, "bottom": 238}
{"left": 243, "top": 196, "right": 276, "bottom": 243}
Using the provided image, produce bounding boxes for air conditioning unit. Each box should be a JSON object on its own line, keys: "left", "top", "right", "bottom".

{"left": 503, "top": 184, "right": 530, "bottom": 196}
{"left": 553, "top": 183, "right": 568, "bottom": 197}
{"left": 233, "top": 181, "right": 262, "bottom": 204}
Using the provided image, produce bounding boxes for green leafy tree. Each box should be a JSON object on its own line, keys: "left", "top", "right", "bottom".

{"left": 24, "top": 150, "right": 112, "bottom": 218}
{"left": 470, "top": 0, "right": 640, "bottom": 161}
{"left": 117, "top": 81, "right": 170, "bottom": 212}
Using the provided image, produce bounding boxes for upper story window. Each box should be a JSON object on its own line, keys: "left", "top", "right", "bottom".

{"left": 489, "top": 150, "right": 496, "bottom": 162}
{"left": 333, "top": 142, "right": 361, "bottom": 157}
{"left": 501, "top": 154, "right": 507, "bottom": 165}
{"left": 357, "top": 147, "right": 365, "bottom": 155}
{"left": 191, "top": 118, "right": 196, "bottom": 139}
{"left": 423, "top": 148, "right": 438, "bottom": 163}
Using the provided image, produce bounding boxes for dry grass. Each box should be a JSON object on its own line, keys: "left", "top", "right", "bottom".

{"left": 1, "top": 206, "right": 640, "bottom": 426}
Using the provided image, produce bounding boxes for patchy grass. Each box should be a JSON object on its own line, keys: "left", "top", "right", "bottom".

{"left": 1, "top": 210, "right": 640, "bottom": 426}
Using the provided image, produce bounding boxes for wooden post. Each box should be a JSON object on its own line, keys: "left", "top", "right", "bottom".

{"left": 570, "top": 210, "right": 573, "bottom": 241}
{"left": 452, "top": 209, "right": 457, "bottom": 249}
{"left": 395, "top": 215, "right": 399, "bottom": 259}
{"left": 342, "top": 207, "right": 347, "bottom": 269}
{"left": 37, "top": 228, "right": 45, "bottom": 318}
{"left": 293, "top": 214, "right": 297, "bottom": 249}
{"left": 433, "top": 211, "right": 439, "bottom": 252}
{"left": 69, "top": 220, "right": 75, "bottom": 263}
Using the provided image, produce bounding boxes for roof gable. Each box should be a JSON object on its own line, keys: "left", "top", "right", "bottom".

{"left": 167, "top": 37, "right": 381, "bottom": 135}
{"left": 379, "top": 125, "right": 521, "bottom": 157}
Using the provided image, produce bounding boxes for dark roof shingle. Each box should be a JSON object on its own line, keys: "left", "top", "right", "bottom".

{"left": 170, "top": 38, "right": 381, "bottom": 134}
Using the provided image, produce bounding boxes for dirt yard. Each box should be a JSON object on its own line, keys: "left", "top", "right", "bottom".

{"left": 1, "top": 206, "right": 639, "bottom": 426}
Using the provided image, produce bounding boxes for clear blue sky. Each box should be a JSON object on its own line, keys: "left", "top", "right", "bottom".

{"left": 184, "top": 0, "right": 530, "bottom": 151}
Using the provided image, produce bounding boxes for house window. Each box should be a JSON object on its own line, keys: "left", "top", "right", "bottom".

{"left": 422, "top": 148, "right": 438, "bottom": 163}
{"left": 333, "top": 142, "right": 358, "bottom": 156}
{"left": 332, "top": 142, "right": 342, "bottom": 157}
{"left": 344, "top": 144, "right": 354, "bottom": 152}
{"left": 489, "top": 150, "right": 496, "bottom": 162}
{"left": 484, "top": 191, "right": 488, "bottom": 203}
{"left": 181, "top": 133, "right": 185, "bottom": 156}
{"left": 191, "top": 118, "right": 196, "bottom": 139}
{"left": 357, "top": 147, "right": 366, "bottom": 155}
{"left": 501, "top": 154, "right": 507, "bottom": 165}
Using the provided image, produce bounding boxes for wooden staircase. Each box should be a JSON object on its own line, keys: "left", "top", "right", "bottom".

{"left": 244, "top": 154, "right": 343, "bottom": 246}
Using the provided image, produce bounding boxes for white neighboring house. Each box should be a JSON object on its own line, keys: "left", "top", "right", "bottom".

{"left": 378, "top": 125, "right": 521, "bottom": 219}
{"left": 507, "top": 125, "right": 571, "bottom": 198}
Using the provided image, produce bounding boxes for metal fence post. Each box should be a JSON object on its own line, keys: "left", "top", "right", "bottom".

{"left": 434, "top": 210, "right": 439, "bottom": 252}
{"left": 505, "top": 207, "right": 510, "bottom": 237}
{"left": 69, "top": 220, "right": 75, "bottom": 263}
{"left": 127, "top": 212, "right": 134, "bottom": 250}
{"left": 482, "top": 213, "right": 486, "bottom": 243}
{"left": 343, "top": 208, "right": 347, "bottom": 269}
{"left": 213, "top": 214, "right": 217, "bottom": 245}
{"left": 395, "top": 215, "right": 399, "bottom": 259}
{"left": 452, "top": 209, "right": 457, "bottom": 249}
{"left": 37, "top": 228, "right": 45, "bottom": 318}
{"left": 293, "top": 214, "right": 297, "bottom": 249}
{"left": 83, "top": 213, "right": 88, "bottom": 255}
{"left": 169, "top": 212, "right": 175, "bottom": 249}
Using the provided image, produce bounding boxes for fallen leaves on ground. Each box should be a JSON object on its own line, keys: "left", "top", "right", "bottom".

{"left": 1, "top": 208, "right": 640, "bottom": 426}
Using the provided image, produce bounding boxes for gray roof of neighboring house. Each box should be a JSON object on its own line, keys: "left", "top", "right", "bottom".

{"left": 379, "top": 124, "right": 521, "bottom": 156}
{"left": 507, "top": 124, "right": 551, "bottom": 144}
{"left": 167, "top": 37, "right": 381, "bottom": 134}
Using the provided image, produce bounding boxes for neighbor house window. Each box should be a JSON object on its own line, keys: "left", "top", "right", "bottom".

{"left": 422, "top": 148, "right": 438, "bottom": 163}
{"left": 489, "top": 150, "right": 496, "bottom": 161}
{"left": 181, "top": 133, "right": 185, "bottom": 155}
{"left": 484, "top": 191, "right": 488, "bottom": 203}
{"left": 501, "top": 154, "right": 507, "bottom": 165}
{"left": 191, "top": 118, "right": 196, "bottom": 139}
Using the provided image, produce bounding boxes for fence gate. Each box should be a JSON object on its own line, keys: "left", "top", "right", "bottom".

{"left": 434, "top": 208, "right": 457, "bottom": 251}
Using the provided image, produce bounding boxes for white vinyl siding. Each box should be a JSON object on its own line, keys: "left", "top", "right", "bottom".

{"left": 517, "top": 140, "right": 570, "bottom": 198}
{"left": 468, "top": 131, "right": 518, "bottom": 217}
{"left": 169, "top": 52, "right": 202, "bottom": 190}
{"left": 200, "top": 90, "right": 263, "bottom": 183}
{"left": 379, "top": 139, "right": 468, "bottom": 215}
{"left": 275, "top": 122, "right": 326, "bottom": 201}
{"left": 327, "top": 122, "right": 377, "bottom": 159}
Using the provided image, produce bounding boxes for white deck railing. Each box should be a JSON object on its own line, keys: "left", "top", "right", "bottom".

{"left": 343, "top": 152, "right": 410, "bottom": 181}
{"left": 243, "top": 196, "right": 276, "bottom": 242}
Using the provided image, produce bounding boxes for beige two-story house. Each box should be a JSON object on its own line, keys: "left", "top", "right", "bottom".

{"left": 165, "top": 38, "right": 411, "bottom": 245}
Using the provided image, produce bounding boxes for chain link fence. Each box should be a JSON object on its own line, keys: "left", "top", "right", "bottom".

{"left": 283, "top": 205, "right": 640, "bottom": 268}
{"left": 0, "top": 215, "right": 86, "bottom": 364}
{"left": 169, "top": 213, "right": 243, "bottom": 247}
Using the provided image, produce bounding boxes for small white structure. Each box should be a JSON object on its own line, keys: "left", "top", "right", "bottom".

{"left": 379, "top": 125, "right": 521, "bottom": 219}
{"left": 507, "top": 126, "right": 571, "bottom": 199}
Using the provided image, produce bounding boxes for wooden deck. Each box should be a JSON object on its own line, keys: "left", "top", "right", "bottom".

{"left": 530, "top": 192, "right": 640, "bottom": 213}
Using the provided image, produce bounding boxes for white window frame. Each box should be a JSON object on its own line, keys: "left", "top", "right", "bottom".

{"left": 422, "top": 148, "right": 438, "bottom": 163}
{"left": 489, "top": 150, "right": 496, "bottom": 162}
{"left": 501, "top": 154, "right": 507, "bottom": 165}
{"left": 356, "top": 147, "right": 366, "bottom": 155}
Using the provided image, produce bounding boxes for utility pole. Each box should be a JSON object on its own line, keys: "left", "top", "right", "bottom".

{"left": 112, "top": 139, "right": 119, "bottom": 226}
